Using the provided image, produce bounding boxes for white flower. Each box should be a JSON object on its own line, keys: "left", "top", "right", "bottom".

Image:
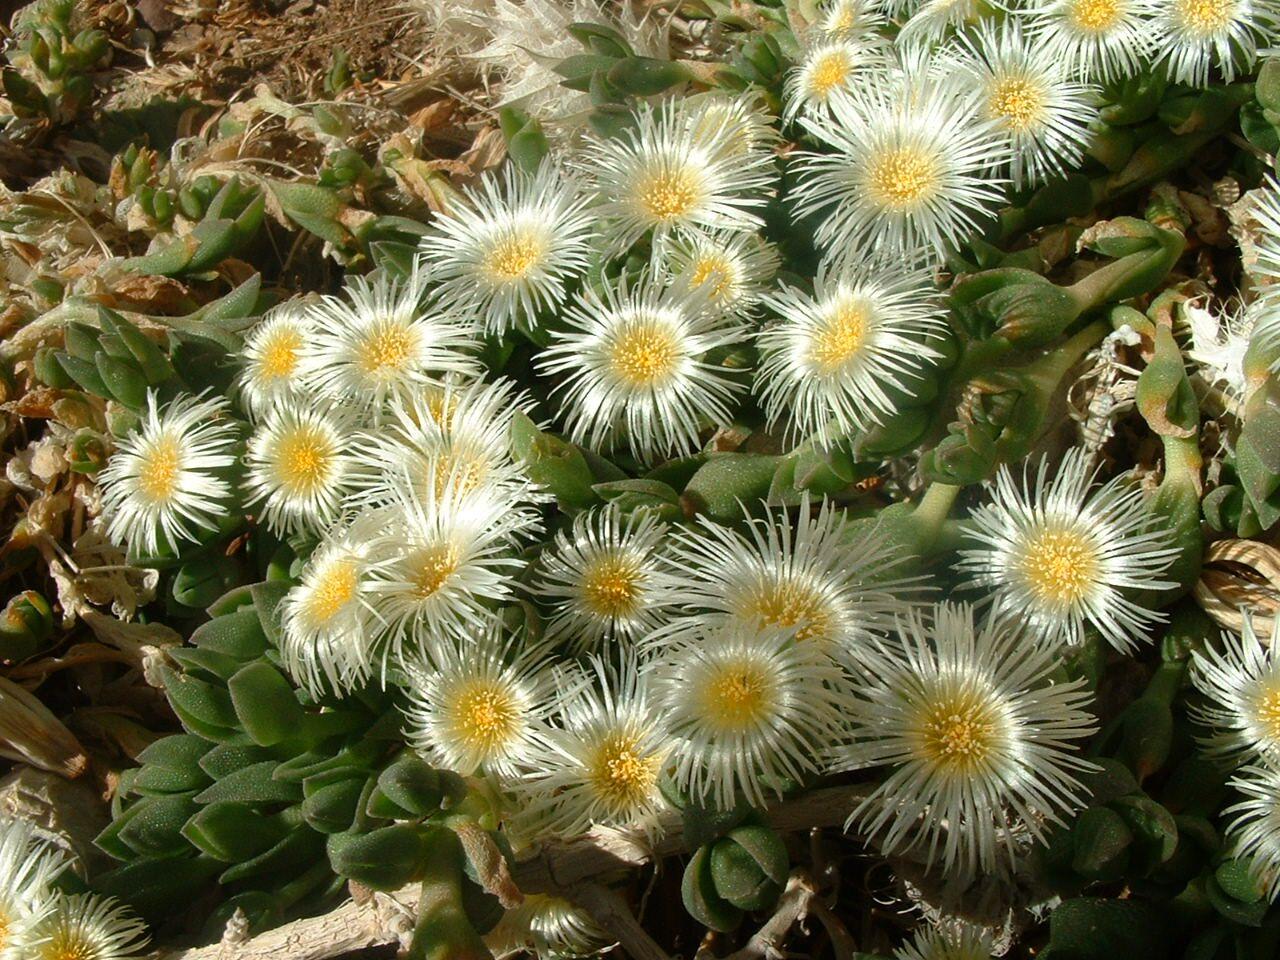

{"left": 300, "top": 266, "right": 479, "bottom": 415}
{"left": 755, "top": 262, "right": 947, "bottom": 445}
{"left": 654, "top": 622, "right": 849, "bottom": 809}
{"left": 537, "top": 273, "right": 747, "bottom": 463}
{"left": 419, "top": 161, "right": 596, "bottom": 334}
{"left": 1243, "top": 178, "right": 1280, "bottom": 307}
{"left": 519, "top": 656, "right": 671, "bottom": 838}
{"left": 280, "top": 523, "right": 378, "bottom": 697}
{"left": 947, "top": 20, "right": 1100, "bottom": 190}
{"left": 1182, "top": 300, "right": 1255, "bottom": 405}
{"left": 99, "top": 391, "right": 239, "bottom": 558}
{"left": 658, "top": 497, "right": 916, "bottom": 664}
{"left": 956, "top": 449, "right": 1179, "bottom": 652}
{"left": 402, "top": 623, "right": 555, "bottom": 779}
{"left": 0, "top": 817, "right": 67, "bottom": 957}
{"left": 1153, "top": 0, "right": 1279, "bottom": 85}
{"left": 1189, "top": 614, "right": 1280, "bottom": 765}
{"left": 16, "top": 893, "right": 148, "bottom": 960}
{"left": 1025, "top": 0, "right": 1158, "bottom": 82}
{"left": 898, "top": 0, "right": 988, "bottom": 49}
{"left": 793, "top": 73, "right": 1009, "bottom": 264}
{"left": 237, "top": 300, "right": 315, "bottom": 419}
{"left": 784, "top": 38, "right": 887, "bottom": 120}
{"left": 1225, "top": 759, "right": 1280, "bottom": 901}
{"left": 675, "top": 90, "right": 779, "bottom": 159}
{"left": 350, "top": 377, "right": 539, "bottom": 510}
{"left": 578, "top": 98, "right": 776, "bottom": 249}
{"left": 833, "top": 603, "right": 1097, "bottom": 875}
{"left": 243, "top": 400, "right": 356, "bottom": 537}
{"left": 815, "top": 0, "right": 891, "bottom": 41}
{"left": 488, "top": 894, "right": 614, "bottom": 960}
{"left": 893, "top": 921, "right": 996, "bottom": 960}
{"left": 364, "top": 477, "right": 536, "bottom": 669}
{"left": 534, "top": 504, "right": 678, "bottom": 653}
{"left": 654, "top": 229, "right": 780, "bottom": 318}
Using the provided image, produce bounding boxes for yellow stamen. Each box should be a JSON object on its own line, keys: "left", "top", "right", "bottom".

{"left": 138, "top": 437, "right": 180, "bottom": 502}
{"left": 428, "top": 450, "right": 487, "bottom": 499}
{"left": 306, "top": 561, "right": 357, "bottom": 625}
{"left": 1019, "top": 527, "right": 1098, "bottom": 605}
{"left": 749, "top": 577, "right": 833, "bottom": 643}
{"left": 808, "top": 50, "right": 853, "bottom": 98}
{"left": 1176, "top": 0, "right": 1234, "bottom": 32}
{"left": 918, "top": 691, "right": 1000, "bottom": 773}
{"left": 39, "top": 934, "right": 94, "bottom": 960}
{"left": 412, "top": 544, "right": 460, "bottom": 598}
{"left": 1070, "top": 0, "right": 1122, "bottom": 32}
{"left": 581, "top": 553, "right": 644, "bottom": 618}
{"left": 1257, "top": 687, "right": 1280, "bottom": 741}
{"left": 809, "top": 300, "right": 868, "bottom": 373}
{"left": 866, "top": 147, "right": 940, "bottom": 211}
{"left": 448, "top": 679, "right": 521, "bottom": 754}
{"left": 608, "top": 320, "right": 681, "bottom": 387}
{"left": 258, "top": 327, "right": 302, "bottom": 381}
{"left": 638, "top": 168, "right": 701, "bottom": 223}
{"left": 358, "top": 320, "right": 417, "bottom": 376}
{"left": 702, "top": 661, "right": 772, "bottom": 730}
{"left": 688, "top": 254, "right": 737, "bottom": 302}
{"left": 587, "top": 732, "right": 661, "bottom": 811}
{"left": 988, "top": 75, "right": 1046, "bottom": 132}
{"left": 483, "top": 231, "right": 546, "bottom": 283}
{"left": 276, "top": 428, "right": 334, "bottom": 494}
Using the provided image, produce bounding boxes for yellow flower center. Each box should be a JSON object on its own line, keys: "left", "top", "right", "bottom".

{"left": 1256, "top": 687, "right": 1280, "bottom": 741}
{"left": 587, "top": 732, "right": 661, "bottom": 811}
{"left": 638, "top": 168, "right": 701, "bottom": 223}
{"left": 138, "top": 436, "right": 180, "bottom": 502}
{"left": 702, "top": 661, "right": 772, "bottom": 731}
{"left": 448, "top": 679, "right": 522, "bottom": 755}
{"left": 306, "top": 560, "right": 357, "bottom": 625}
{"left": 1175, "top": 0, "right": 1234, "bottom": 32}
{"left": 428, "top": 449, "right": 488, "bottom": 500}
{"left": 749, "top": 576, "right": 833, "bottom": 643}
{"left": 918, "top": 690, "right": 1000, "bottom": 774}
{"left": 809, "top": 299, "right": 868, "bottom": 373}
{"left": 483, "top": 231, "right": 546, "bottom": 283}
{"left": 807, "top": 50, "right": 852, "bottom": 98}
{"left": 688, "top": 253, "right": 737, "bottom": 303}
{"left": 258, "top": 327, "right": 302, "bottom": 381}
{"left": 581, "top": 553, "right": 644, "bottom": 618}
{"left": 276, "top": 427, "right": 335, "bottom": 494}
{"left": 1070, "top": 0, "right": 1122, "bottom": 32}
{"left": 1019, "top": 527, "right": 1099, "bottom": 606}
{"left": 412, "top": 543, "right": 460, "bottom": 598}
{"left": 988, "top": 75, "right": 1046, "bottom": 132}
{"left": 39, "top": 933, "right": 94, "bottom": 960}
{"left": 825, "top": 3, "right": 859, "bottom": 34}
{"left": 866, "top": 146, "right": 940, "bottom": 211}
{"left": 608, "top": 319, "right": 682, "bottom": 387}
{"left": 358, "top": 320, "right": 417, "bottom": 376}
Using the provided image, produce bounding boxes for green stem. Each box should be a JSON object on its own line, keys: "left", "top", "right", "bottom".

{"left": 1024, "top": 320, "right": 1111, "bottom": 392}
{"left": 405, "top": 828, "right": 492, "bottom": 960}
{"left": 913, "top": 482, "right": 961, "bottom": 531}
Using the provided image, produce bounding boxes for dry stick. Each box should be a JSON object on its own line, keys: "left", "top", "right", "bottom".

{"left": 152, "top": 785, "right": 871, "bottom": 960}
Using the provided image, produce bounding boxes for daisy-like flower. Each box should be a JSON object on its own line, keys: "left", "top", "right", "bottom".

{"left": 1225, "top": 760, "right": 1280, "bottom": 901}
{"left": 364, "top": 475, "right": 535, "bottom": 668}
{"left": 300, "top": 266, "right": 479, "bottom": 416}
{"left": 833, "top": 603, "right": 1097, "bottom": 874}
{"left": 893, "top": 922, "right": 996, "bottom": 960}
{"left": 948, "top": 20, "right": 1100, "bottom": 190}
{"left": 956, "top": 449, "right": 1178, "bottom": 652}
{"left": 755, "top": 262, "right": 947, "bottom": 444}
{"left": 1025, "top": 0, "right": 1158, "bottom": 82}
{"left": 1182, "top": 300, "right": 1256, "bottom": 407}
{"left": 1242, "top": 178, "right": 1280, "bottom": 309}
{"left": 16, "top": 894, "right": 147, "bottom": 960}
{"left": 1188, "top": 615, "right": 1280, "bottom": 764}
{"left": 418, "top": 161, "right": 596, "bottom": 334}
{"left": 487, "top": 894, "right": 614, "bottom": 960}
{"left": 654, "top": 622, "right": 848, "bottom": 809}
{"left": 243, "top": 400, "right": 356, "bottom": 537}
{"left": 1153, "top": 0, "right": 1279, "bottom": 85}
{"left": 898, "top": 0, "right": 988, "bottom": 48}
{"left": 577, "top": 98, "right": 776, "bottom": 249}
{"left": 654, "top": 230, "right": 780, "bottom": 318}
{"left": 280, "top": 523, "right": 378, "bottom": 697}
{"left": 0, "top": 817, "right": 67, "bottom": 957}
{"left": 815, "top": 0, "right": 890, "bottom": 41}
{"left": 99, "top": 391, "right": 239, "bottom": 558}
{"left": 520, "top": 656, "right": 671, "bottom": 838}
{"left": 784, "top": 37, "right": 886, "bottom": 120}
{"left": 793, "top": 73, "right": 1009, "bottom": 263}
{"left": 402, "top": 624, "right": 555, "bottom": 779}
{"left": 350, "top": 377, "right": 539, "bottom": 510}
{"left": 534, "top": 505, "right": 678, "bottom": 652}
{"left": 660, "top": 497, "right": 914, "bottom": 663}
{"left": 237, "top": 300, "right": 315, "bottom": 419}
{"left": 537, "top": 273, "right": 747, "bottom": 463}
{"left": 676, "top": 90, "right": 779, "bottom": 159}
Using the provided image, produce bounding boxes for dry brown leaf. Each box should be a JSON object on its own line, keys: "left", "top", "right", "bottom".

{"left": 1193, "top": 539, "right": 1280, "bottom": 643}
